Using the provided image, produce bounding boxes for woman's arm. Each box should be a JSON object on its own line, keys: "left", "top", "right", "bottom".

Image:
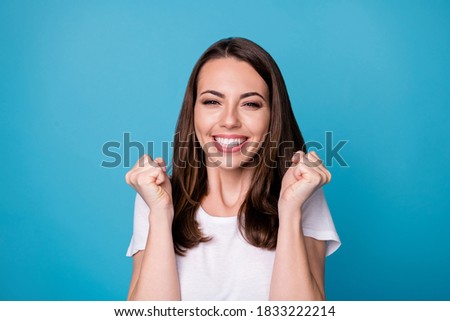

{"left": 271, "top": 151, "right": 331, "bottom": 300}
{"left": 269, "top": 211, "right": 326, "bottom": 300}
{"left": 126, "top": 155, "right": 181, "bottom": 300}
{"left": 128, "top": 207, "right": 181, "bottom": 300}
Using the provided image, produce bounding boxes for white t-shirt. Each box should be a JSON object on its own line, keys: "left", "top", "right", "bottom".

{"left": 126, "top": 188, "right": 341, "bottom": 300}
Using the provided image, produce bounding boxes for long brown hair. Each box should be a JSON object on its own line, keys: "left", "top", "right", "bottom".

{"left": 171, "top": 37, "right": 306, "bottom": 255}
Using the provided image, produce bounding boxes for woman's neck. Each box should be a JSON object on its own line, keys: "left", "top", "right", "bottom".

{"left": 201, "top": 167, "right": 254, "bottom": 217}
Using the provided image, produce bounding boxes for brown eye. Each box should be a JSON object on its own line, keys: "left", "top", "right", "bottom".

{"left": 243, "top": 102, "right": 262, "bottom": 108}
{"left": 203, "top": 100, "right": 220, "bottom": 105}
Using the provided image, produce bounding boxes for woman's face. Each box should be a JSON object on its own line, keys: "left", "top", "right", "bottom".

{"left": 194, "top": 58, "right": 270, "bottom": 170}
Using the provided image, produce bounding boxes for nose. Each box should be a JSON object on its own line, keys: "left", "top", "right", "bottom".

{"left": 220, "top": 104, "right": 241, "bottom": 129}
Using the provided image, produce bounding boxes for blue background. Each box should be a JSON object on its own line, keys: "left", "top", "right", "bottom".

{"left": 1, "top": 0, "right": 449, "bottom": 300}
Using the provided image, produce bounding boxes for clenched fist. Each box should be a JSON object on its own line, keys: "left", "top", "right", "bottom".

{"left": 278, "top": 151, "right": 331, "bottom": 214}
{"left": 125, "top": 155, "right": 173, "bottom": 216}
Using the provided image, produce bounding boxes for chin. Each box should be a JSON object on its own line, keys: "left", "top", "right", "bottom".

{"left": 204, "top": 156, "right": 248, "bottom": 170}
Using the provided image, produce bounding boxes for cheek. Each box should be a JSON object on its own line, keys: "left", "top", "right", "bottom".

{"left": 253, "top": 111, "right": 271, "bottom": 135}
{"left": 263, "top": 113, "right": 271, "bottom": 132}
{"left": 193, "top": 106, "right": 210, "bottom": 142}
{"left": 193, "top": 113, "right": 202, "bottom": 140}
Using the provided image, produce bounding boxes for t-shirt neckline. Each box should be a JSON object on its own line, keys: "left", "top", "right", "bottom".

{"left": 198, "top": 205, "right": 239, "bottom": 222}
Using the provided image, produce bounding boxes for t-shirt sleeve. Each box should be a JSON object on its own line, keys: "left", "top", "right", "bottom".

{"left": 126, "top": 193, "right": 150, "bottom": 257}
{"left": 126, "top": 189, "right": 341, "bottom": 257}
{"left": 300, "top": 188, "right": 341, "bottom": 256}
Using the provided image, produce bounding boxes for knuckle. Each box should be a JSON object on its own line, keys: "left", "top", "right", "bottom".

{"left": 150, "top": 165, "right": 163, "bottom": 174}
{"left": 312, "top": 173, "right": 322, "bottom": 183}
{"left": 129, "top": 172, "right": 137, "bottom": 184}
{"left": 139, "top": 154, "right": 150, "bottom": 164}
{"left": 138, "top": 157, "right": 147, "bottom": 167}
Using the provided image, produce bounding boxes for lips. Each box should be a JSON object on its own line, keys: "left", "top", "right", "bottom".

{"left": 212, "top": 135, "right": 248, "bottom": 153}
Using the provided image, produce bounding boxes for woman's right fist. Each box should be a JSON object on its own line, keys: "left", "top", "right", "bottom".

{"left": 125, "top": 155, "right": 173, "bottom": 212}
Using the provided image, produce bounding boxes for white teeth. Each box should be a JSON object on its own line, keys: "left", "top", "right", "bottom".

{"left": 214, "top": 137, "right": 246, "bottom": 147}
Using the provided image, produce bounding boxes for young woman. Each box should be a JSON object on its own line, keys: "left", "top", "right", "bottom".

{"left": 125, "top": 37, "right": 341, "bottom": 301}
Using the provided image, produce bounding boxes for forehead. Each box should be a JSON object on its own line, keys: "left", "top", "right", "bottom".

{"left": 197, "top": 58, "right": 269, "bottom": 95}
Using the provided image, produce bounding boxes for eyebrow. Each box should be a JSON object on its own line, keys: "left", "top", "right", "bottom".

{"left": 200, "top": 90, "right": 266, "bottom": 101}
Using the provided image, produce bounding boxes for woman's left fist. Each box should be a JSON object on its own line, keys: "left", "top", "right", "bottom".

{"left": 278, "top": 151, "right": 331, "bottom": 212}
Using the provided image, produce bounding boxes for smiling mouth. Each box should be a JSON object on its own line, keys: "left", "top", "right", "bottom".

{"left": 212, "top": 136, "right": 248, "bottom": 152}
